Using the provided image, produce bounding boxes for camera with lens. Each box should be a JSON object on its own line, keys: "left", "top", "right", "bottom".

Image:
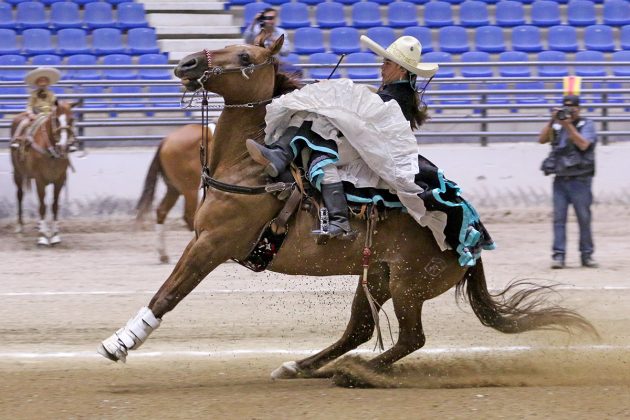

{"left": 555, "top": 107, "right": 571, "bottom": 121}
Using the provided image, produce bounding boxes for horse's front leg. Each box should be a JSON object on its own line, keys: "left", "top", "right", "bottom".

{"left": 49, "top": 178, "right": 65, "bottom": 245}
{"left": 271, "top": 263, "right": 392, "bottom": 379}
{"left": 98, "top": 225, "right": 243, "bottom": 363}
{"left": 35, "top": 180, "right": 49, "bottom": 246}
{"left": 13, "top": 168, "right": 24, "bottom": 234}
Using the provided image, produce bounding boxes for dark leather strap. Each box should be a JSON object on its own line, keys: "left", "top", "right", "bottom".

{"left": 201, "top": 169, "right": 293, "bottom": 195}
{"left": 271, "top": 187, "right": 302, "bottom": 234}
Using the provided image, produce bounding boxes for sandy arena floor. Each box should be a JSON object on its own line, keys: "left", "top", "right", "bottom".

{"left": 1, "top": 206, "right": 630, "bottom": 419}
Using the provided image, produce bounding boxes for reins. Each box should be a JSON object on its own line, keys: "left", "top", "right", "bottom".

{"left": 194, "top": 50, "right": 295, "bottom": 198}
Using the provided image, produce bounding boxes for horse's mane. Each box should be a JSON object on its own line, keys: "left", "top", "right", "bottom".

{"left": 273, "top": 71, "right": 303, "bottom": 97}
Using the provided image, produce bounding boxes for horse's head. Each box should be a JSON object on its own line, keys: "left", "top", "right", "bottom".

{"left": 174, "top": 37, "right": 285, "bottom": 104}
{"left": 47, "top": 101, "right": 78, "bottom": 151}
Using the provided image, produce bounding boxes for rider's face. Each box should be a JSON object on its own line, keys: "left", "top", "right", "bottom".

{"left": 381, "top": 59, "right": 407, "bottom": 84}
{"left": 35, "top": 77, "right": 50, "bottom": 88}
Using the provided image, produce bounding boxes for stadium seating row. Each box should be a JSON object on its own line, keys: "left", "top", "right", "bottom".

{"left": 4, "top": 0, "right": 132, "bottom": 5}
{"left": 291, "top": 49, "right": 630, "bottom": 79}
{"left": 0, "top": 1, "right": 148, "bottom": 32}
{"left": 231, "top": 0, "right": 610, "bottom": 6}
{"left": 0, "top": 27, "right": 159, "bottom": 56}
{"left": 292, "top": 25, "right": 630, "bottom": 54}
{"left": 241, "top": 0, "right": 630, "bottom": 28}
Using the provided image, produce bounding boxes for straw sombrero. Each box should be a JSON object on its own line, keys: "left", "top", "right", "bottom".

{"left": 25, "top": 67, "right": 61, "bottom": 87}
{"left": 360, "top": 35, "right": 438, "bottom": 78}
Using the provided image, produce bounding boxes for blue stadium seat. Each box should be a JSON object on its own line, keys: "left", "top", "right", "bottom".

{"left": 50, "top": 2, "right": 82, "bottom": 31}
{"left": 612, "top": 50, "right": 630, "bottom": 76}
{"left": 293, "top": 27, "right": 325, "bottom": 54}
{"left": 335, "top": 0, "right": 361, "bottom": 5}
{"left": 117, "top": 2, "right": 149, "bottom": 29}
{"left": 567, "top": 0, "right": 597, "bottom": 27}
{"left": 530, "top": 1, "right": 561, "bottom": 27}
{"left": 548, "top": 25, "right": 578, "bottom": 52}
{"left": 498, "top": 51, "right": 530, "bottom": 77}
{"left": 574, "top": 50, "right": 606, "bottom": 76}
{"left": 23, "top": 28, "right": 55, "bottom": 55}
{"left": 57, "top": 28, "right": 90, "bottom": 55}
{"left": 442, "top": 0, "right": 465, "bottom": 4}
{"left": 495, "top": 1, "right": 525, "bottom": 27}
{"left": 329, "top": 27, "right": 361, "bottom": 54}
{"left": 228, "top": 0, "right": 257, "bottom": 6}
{"left": 475, "top": 25, "right": 506, "bottom": 53}
{"left": 243, "top": 2, "right": 271, "bottom": 27}
{"left": 0, "top": 55, "right": 27, "bottom": 81}
{"left": 388, "top": 1, "right": 418, "bottom": 28}
{"left": 537, "top": 50, "right": 568, "bottom": 77}
{"left": 352, "top": 2, "right": 382, "bottom": 28}
{"left": 423, "top": 51, "right": 454, "bottom": 77}
{"left": 0, "top": 86, "right": 27, "bottom": 112}
{"left": 308, "top": 52, "right": 341, "bottom": 79}
{"left": 371, "top": 0, "right": 395, "bottom": 5}
{"left": 102, "top": 54, "right": 136, "bottom": 79}
{"left": 148, "top": 85, "right": 181, "bottom": 108}
{"left": 73, "top": 0, "right": 101, "bottom": 5}
{"left": 84, "top": 2, "right": 116, "bottom": 30}
{"left": 76, "top": 85, "right": 107, "bottom": 109}
{"left": 514, "top": 81, "right": 546, "bottom": 105}
{"left": 0, "top": 3, "right": 17, "bottom": 31}
{"left": 424, "top": 1, "right": 454, "bottom": 28}
{"left": 439, "top": 26, "right": 469, "bottom": 53}
{"left": 280, "top": 52, "right": 302, "bottom": 76}
{"left": 31, "top": 54, "right": 62, "bottom": 66}
{"left": 110, "top": 85, "right": 144, "bottom": 112}
{"left": 407, "top": 0, "right": 430, "bottom": 4}
{"left": 460, "top": 1, "right": 490, "bottom": 27}
{"left": 127, "top": 27, "right": 160, "bottom": 54}
{"left": 93, "top": 28, "right": 125, "bottom": 55}
{"left": 16, "top": 2, "right": 48, "bottom": 30}
{"left": 365, "top": 27, "right": 396, "bottom": 50}
{"left": 345, "top": 52, "right": 379, "bottom": 80}
{"left": 622, "top": 24, "right": 630, "bottom": 49}
{"left": 584, "top": 24, "right": 615, "bottom": 52}
{"left": 315, "top": 2, "right": 346, "bottom": 28}
{"left": 603, "top": 0, "right": 630, "bottom": 26}
{"left": 106, "top": 0, "right": 134, "bottom": 4}
{"left": 439, "top": 83, "right": 471, "bottom": 106}
{"left": 138, "top": 53, "right": 171, "bottom": 80}
{"left": 511, "top": 25, "right": 543, "bottom": 52}
{"left": 485, "top": 83, "right": 509, "bottom": 105}
{"left": 300, "top": 0, "right": 326, "bottom": 5}
{"left": 65, "top": 54, "right": 100, "bottom": 80}
{"left": 267, "top": 0, "right": 292, "bottom": 5}
{"left": 460, "top": 51, "right": 493, "bottom": 78}
{"left": 0, "top": 29, "right": 20, "bottom": 55}
{"left": 402, "top": 26, "right": 433, "bottom": 52}
{"left": 279, "top": 2, "right": 310, "bottom": 29}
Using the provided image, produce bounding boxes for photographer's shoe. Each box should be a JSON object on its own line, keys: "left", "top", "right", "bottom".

{"left": 551, "top": 256, "right": 565, "bottom": 269}
{"left": 581, "top": 256, "right": 599, "bottom": 268}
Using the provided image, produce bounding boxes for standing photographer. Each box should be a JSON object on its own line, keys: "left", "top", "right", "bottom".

{"left": 243, "top": 8, "right": 291, "bottom": 57}
{"left": 539, "top": 95, "right": 598, "bottom": 269}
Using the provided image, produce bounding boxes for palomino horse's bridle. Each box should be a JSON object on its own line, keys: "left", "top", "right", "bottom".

{"left": 190, "top": 48, "right": 294, "bottom": 198}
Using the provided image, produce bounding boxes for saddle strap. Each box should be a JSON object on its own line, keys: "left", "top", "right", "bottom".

{"left": 271, "top": 187, "right": 302, "bottom": 234}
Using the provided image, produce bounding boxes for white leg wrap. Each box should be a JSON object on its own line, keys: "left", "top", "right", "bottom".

{"left": 98, "top": 307, "right": 161, "bottom": 363}
{"left": 271, "top": 361, "right": 301, "bottom": 380}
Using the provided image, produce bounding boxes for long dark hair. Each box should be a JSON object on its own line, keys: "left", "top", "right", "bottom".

{"left": 407, "top": 72, "right": 429, "bottom": 130}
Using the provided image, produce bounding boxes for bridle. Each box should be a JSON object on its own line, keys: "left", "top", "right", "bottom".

{"left": 191, "top": 48, "right": 294, "bottom": 198}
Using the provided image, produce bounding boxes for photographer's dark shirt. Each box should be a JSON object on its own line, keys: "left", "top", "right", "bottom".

{"left": 243, "top": 24, "right": 290, "bottom": 56}
{"left": 550, "top": 119, "right": 597, "bottom": 177}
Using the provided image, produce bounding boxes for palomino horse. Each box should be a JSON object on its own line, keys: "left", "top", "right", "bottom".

{"left": 99, "top": 38, "right": 596, "bottom": 383}
{"left": 11, "top": 101, "right": 77, "bottom": 246}
{"left": 136, "top": 124, "right": 211, "bottom": 263}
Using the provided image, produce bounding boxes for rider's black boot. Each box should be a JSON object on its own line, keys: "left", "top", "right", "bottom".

{"left": 246, "top": 126, "right": 299, "bottom": 177}
{"left": 313, "top": 182, "right": 357, "bottom": 240}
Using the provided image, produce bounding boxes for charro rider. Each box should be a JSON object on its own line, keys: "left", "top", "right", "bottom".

{"left": 247, "top": 35, "right": 494, "bottom": 266}
{"left": 11, "top": 67, "right": 61, "bottom": 149}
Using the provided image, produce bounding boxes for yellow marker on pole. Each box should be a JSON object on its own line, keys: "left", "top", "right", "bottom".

{"left": 562, "top": 76, "right": 582, "bottom": 96}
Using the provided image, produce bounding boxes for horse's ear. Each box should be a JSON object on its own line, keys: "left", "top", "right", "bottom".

{"left": 268, "top": 35, "right": 284, "bottom": 56}
{"left": 69, "top": 101, "right": 80, "bottom": 109}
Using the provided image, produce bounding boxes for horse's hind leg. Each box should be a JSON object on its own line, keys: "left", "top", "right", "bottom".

{"left": 13, "top": 169, "right": 24, "bottom": 234}
{"left": 155, "top": 185, "right": 180, "bottom": 263}
{"left": 272, "top": 263, "right": 392, "bottom": 379}
{"left": 49, "top": 178, "right": 65, "bottom": 245}
{"left": 365, "top": 270, "right": 426, "bottom": 372}
{"left": 182, "top": 190, "right": 198, "bottom": 231}
{"left": 35, "top": 180, "right": 49, "bottom": 246}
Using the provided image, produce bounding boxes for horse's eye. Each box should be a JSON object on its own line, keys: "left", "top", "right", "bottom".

{"left": 239, "top": 53, "right": 251, "bottom": 66}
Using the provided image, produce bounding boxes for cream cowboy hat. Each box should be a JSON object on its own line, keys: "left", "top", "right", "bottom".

{"left": 360, "top": 35, "right": 438, "bottom": 78}
{"left": 25, "top": 67, "right": 61, "bottom": 87}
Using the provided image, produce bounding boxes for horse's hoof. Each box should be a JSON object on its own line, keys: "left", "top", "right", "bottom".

{"left": 159, "top": 254, "right": 170, "bottom": 264}
{"left": 37, "top": 236, "right": 50, "bottom": 246}
{"left": 97, "top": 343, "right": 124, "bottom": 363}
{"left": 271, "top": 361, "right": 301, "bottom": 380}
{"left": 49, "top": 234, "right": 61, "bottom": 245}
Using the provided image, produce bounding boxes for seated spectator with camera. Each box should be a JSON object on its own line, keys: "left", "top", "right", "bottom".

{"left": 243, "top": 8, "right": 291, "bottom": 57}
{"left": 539, "top": 95, "right": 598, "bottom": 269}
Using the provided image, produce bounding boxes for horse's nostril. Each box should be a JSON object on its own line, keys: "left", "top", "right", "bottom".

{"left": 181, "top": 58, "right": 198, "bottom": 71}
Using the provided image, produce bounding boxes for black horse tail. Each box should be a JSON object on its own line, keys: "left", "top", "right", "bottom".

{"left": 136, "top": 143, "right": 164, "bottom": 221}
{"left": 456, "top": 259, "right": 599, "bottom": 338}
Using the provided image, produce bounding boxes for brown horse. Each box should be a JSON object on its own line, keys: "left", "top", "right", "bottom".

{"left": 136, "top": 124, "right": 212, "bottom": 263}
{"left": 98, "top": 38, "right": 597, "bottom": 384}
{"left": 11, "top": 101, "right": 77, "bottom": 246}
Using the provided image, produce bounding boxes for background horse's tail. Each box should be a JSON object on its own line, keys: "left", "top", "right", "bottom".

{"left": 136, "top": 143, "right": 164, "bottom": 221}
{"left": 456, "top": 259, "right": 599, "bottom": 338}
